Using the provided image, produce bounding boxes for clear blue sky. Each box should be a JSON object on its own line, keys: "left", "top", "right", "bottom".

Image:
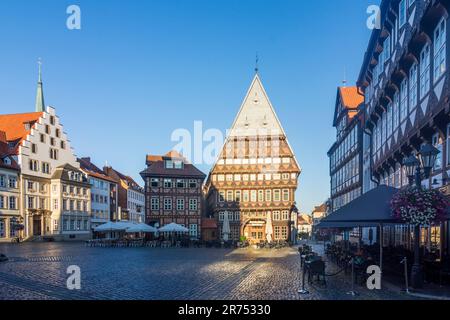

{"left": 0, "top": 0, "right": 378, "bottom": 214}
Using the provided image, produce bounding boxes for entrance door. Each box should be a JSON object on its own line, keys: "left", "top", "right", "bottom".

{"left": 244, "top": 224, "right": 265, "bottom": 244}
{"left": 33, "top": 216, "right": 42, "bottom": 236}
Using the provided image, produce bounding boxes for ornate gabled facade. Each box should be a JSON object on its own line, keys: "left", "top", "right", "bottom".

{"left": 204, "top": 73, "right": 301, "bottom": 244}
{"left": 328, "top": 87, "right": 364, "bottom": 212}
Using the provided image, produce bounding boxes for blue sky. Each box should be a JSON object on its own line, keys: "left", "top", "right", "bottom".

{"left": 0, "top": 0, "right": 378, "bottom": 214}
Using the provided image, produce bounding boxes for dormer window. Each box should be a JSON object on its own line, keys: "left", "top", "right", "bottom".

{"left": 174, "top": 160, "right": 183, "bottom": 169}
{"left": 24, "top": 123, "right": 31, "bottom": 131}
{"left": 164, "top": 160, "right": 173, "bottom": 169}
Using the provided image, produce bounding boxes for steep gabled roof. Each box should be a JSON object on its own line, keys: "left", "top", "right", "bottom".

{"left": 0, "top": 112, "right": 43, "bottom": 151}
{"left": 228, "top": 74, "right": 286, "bottom": 138}
{"left": 333, "top": 86, "right": 363, "bottom": 126}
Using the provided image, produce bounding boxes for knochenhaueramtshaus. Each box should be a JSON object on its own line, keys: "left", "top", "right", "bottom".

{"left": 204, "top": 72, "right": 301, "bottom": 244}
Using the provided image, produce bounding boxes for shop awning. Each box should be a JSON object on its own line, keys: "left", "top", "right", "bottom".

{"left": 318, "top": 185, "right": 400, "bottom": 228}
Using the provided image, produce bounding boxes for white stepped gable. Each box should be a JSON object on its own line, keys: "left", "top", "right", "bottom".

{"left": 18, "top": 106, "right": 79, "bottom": 178}
{"left": 228, "top": 74, "right": 285, "bottom": 138}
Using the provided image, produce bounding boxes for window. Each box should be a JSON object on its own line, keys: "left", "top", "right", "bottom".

{"left": 218, "top": 191, "right": 225, "bottom": 202}
{"left": 0, "top": 196, "right": 3, "bottom": 208}
{"left": 50, "top": 148, "right": 58, "bottom": 160}
{"left": 226, "top": 190, "right": 233, "bottom": 202}
{"left": 387, "top": 103, "right": 392, "bottom": 138}
{"left": 274, "top": 226, "right": 280, "bottom": 240}
{"left": 234, "top": 211, "right": 240, "bottom": 221}
{"left": 281, "top": 210, "right": 289, "bottom": 221}
{"left": 189, "top": 199, "right": 198, "bottom": 210}
{"left": 9, "top": 197, "right": 16, "bottom": 210}
{"left": 50, "top": 116, "right": 55, "bottom": 125}
{"left": 53, "top": 199, "right": 58, "bottom": 210}
{"left": 150, "top": 178, "right": 158, "bottom": 187}
{"left": 243, "top": 190, "right": 249, "bottom": 202}
{"left": 42, "top": 162, "right": 50, "bottom": 174}
{"left": 164, "top": 160, "right": 173, "bottom": 169}
{"left": 55, "top": 128, "right": 60, "bottom": 137}
{"left": 151, "top": 197, "right": 159, "bottom": 210}
{"left": 393, "top": 91, "right": 400, "bottom": 130}
{"left": 0, "top": 175, "right": 4, "bottom": 187}
{"left": 40, "top": 134, "right": 45, "bottom": 143}
{"left": 282, "top": 189, "right": 290, "bottom": 202}
{"left": 176, "top": 179, "right": 185, "bottom": 188}
{"left": 409, "top": 63, "right": 418, "bottom": 109}
{"left": 219, "top": 212, "right": 224, "bottom": 221}
{"left": 177, "top": 198, "right": 184, "bottom": 210}
{"left": 235, "top": 190, "right": 241, "bottom": 202}
{"left": 31, "top": 143, "right": 37, "bottom": 153}
{"left": 163, "top": 179, "right": 172, "bottom": 188}
{"left": 434, "top": 18, "right": 447, "bottom": 82}
{"left": 273, "top": 190, "right": 281, "bottom": 202}
{"left": 189, "top": 224, "right": 198, "bottom": 238}
{"left": 400, "top": 79, "right": 408, "bottom": 121}
{"left": 189, "top": 179, "right": 197, "bottom": 188}
{"left": 420, "top": 44, "right": 431, "bottom": 98}
{"left": 399, "top": 0, "right": 406, "bottom": 27}
{"left": 60, "top": 141, "right": 65, "bottom": 149}
{"left": 8, "top": 177, "right": 17, "bottom": 188}
{"left": 258, "top": 190, "right": 264, "bottom": 202}
{"left": 250, "top": 190, "right": 257, "bottom": 202}
{"left": 28, "top": 197, "right": 34, "bottom": 209}
{"left": 432, "top": 133, "right": 443, "bottom": 171}
{"left": 45, "top": 125, "right": 50, "bottom": 134}
{"left": 163, "top": 198, "right": 172, "bottom": 210}
{"left": 273, "top": 211, "right": 280, "bottom": 220}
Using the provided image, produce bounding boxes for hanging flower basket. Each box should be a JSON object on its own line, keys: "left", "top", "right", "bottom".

{"left": 390, "top": 187, "right": 449, "bottom": 226}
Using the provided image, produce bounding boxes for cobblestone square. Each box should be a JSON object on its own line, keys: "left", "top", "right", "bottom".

{"left": 0, "top": 242, "right": 421, "bottom": 300}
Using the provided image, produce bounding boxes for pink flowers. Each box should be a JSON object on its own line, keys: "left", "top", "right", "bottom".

{"left": 391, "top": 187, "right": 449, "bottom": 226}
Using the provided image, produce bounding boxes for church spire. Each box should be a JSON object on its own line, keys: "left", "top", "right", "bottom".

{"left": 35, "top": 58, "right": 45, "bottom": 112}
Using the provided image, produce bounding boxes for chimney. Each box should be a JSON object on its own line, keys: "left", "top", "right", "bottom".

{"left": 0, "top": 131, "right": 6, "bottom": 143}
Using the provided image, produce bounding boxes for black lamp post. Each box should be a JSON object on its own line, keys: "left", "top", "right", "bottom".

{"left": 403, "top": 143, "right": 440, "bottom": 289}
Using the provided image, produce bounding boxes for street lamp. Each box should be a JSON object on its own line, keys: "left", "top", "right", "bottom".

{"left": 403, "top": 143, "right": 440, "bottom": 289}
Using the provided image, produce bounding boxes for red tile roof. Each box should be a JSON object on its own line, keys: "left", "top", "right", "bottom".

{"left": 0, "top": 112, "right": 43, "bottom": 154}
{"left": 142, "top": 151, "right": 206, "bottom": 179}
{"left": 201, "top": 218, "right": 218, "bottom": 229}
{"left": 0, "top": 112, "right": 43, "bottom": 141}
{"left": 339, "top": 87, "right": 364, "bottom": 109}
{"left": 78, "top": 157, "right": 117, "bottom": 183}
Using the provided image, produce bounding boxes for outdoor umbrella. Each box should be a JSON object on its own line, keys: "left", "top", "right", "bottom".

{"left": 94, "top": 221, "right": 130, "bottom": 232}
{"left": 265, "top": 212, "right": 273, "bottom": 243}
{"left": 222, "top": 211, "right": 231, "bottom": 241}
{"left": 158, "top": 223, "right": 189, "bottom": 233}
{"left": 158, "top": 223, "right": 189, "bottom": 244}
{"left": 125, "top": 223, "right": 158, "bottom": 233}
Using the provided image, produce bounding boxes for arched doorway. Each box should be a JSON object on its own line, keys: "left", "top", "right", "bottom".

{"left": 242, "top": 219, "right": 267, "bottom": 244}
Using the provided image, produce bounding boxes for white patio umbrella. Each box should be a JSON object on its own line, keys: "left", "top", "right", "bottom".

{"left": 222, "top": 211, "right": 231, "bottom": 241}
{"left": 158, "top": 223, "right": 189, "bottom": 233}
{"left": 125, "top": 223, "right": 158, "bottom": 233}
{"left": 94, "top": 221, "right": 129, "bottom": 232}
{"left": 265, "top": 212, "right": 273, "bottom": 243}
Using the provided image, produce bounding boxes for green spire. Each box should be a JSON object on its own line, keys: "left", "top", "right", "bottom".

{"left": 35, "top": 58, "right": 45, "bottom": 112}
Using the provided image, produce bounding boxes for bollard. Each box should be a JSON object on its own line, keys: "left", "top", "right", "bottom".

{"left": 346, "top": 258, "right": 358, "bottom": 296}
{"left": 298, "top": 253, "right": 309, "bottom": 295}
{"left": 401, "top": 257, "right": 410, "bottom": 294}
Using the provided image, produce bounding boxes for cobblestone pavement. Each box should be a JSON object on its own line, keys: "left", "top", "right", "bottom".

{"left": 0, "top": 242, "right": 421, "bottom": 300}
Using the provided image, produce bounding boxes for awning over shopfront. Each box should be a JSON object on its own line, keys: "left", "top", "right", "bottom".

{"left": 318, "top": 185, "right": 400, "bottom": 228}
